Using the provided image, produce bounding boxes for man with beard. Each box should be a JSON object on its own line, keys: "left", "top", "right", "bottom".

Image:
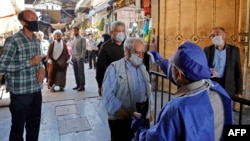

{"left": 46, "top": 30, "right": 69, "bottom": 92}
{"left": 71, "top": 26, "right": 86, "bottom": 91}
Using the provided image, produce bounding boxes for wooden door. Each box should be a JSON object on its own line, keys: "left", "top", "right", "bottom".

{"left": 151, "top": 0, "right": 249, "bottom": 97}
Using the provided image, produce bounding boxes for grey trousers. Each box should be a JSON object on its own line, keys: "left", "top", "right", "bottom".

{"left": 72, "top": 58, "right": 85, "bottom": 87}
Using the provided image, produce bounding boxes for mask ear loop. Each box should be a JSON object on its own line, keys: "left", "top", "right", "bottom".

{"left": 147, "top": 51, "right": 155, "bottom": 64}
{"left": 170, "top": 58, "right": 185, "bottom": 76}
{"left": 21, "top": 19, "right": 28, "bottom": 27}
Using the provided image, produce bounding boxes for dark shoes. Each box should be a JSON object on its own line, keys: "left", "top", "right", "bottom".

{"left": 73, "top": 86, "right": 85, "bottom": 91}
{"left": 73, "top": 86, "right": 79, "bottom": 90}
{"left": 77, "top": 86, "right": 85, "bottom": 91}
{"left": 50, "top": 88, "right": 55, "bottom": 92}
{"left": 59, "top": 87, "right": 64, "bottom": 92}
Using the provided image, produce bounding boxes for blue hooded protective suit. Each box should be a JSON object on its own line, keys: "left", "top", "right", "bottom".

{"left": 133, "top": 42, "right": 233, "bottom": 141}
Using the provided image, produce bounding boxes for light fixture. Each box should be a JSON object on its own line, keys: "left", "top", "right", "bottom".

{"left": 34, "top": 0, "right": 62, "bottom": 10}
{"left": 133, "top": 22, "right": 137, "bottom": 27}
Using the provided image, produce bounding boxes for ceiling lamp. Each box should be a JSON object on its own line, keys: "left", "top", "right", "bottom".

{"left": 34, "top": 0, "right": 62, "bottom": 10}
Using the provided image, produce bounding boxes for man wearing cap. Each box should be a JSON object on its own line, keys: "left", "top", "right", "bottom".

{"left": 131, "top": 42, "right": 232, "bottom": 141}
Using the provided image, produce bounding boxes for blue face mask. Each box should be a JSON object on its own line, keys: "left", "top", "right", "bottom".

{"left": 24, "top": 20, "right": 39, "bottom": 32}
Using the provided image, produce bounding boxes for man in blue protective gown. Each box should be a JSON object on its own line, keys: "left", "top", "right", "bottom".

{"left": 131, "top": 42, "right": 233, "bottom": 141}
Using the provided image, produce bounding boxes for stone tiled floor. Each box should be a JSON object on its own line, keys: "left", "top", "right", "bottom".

{"left": 0, "top": 64, "right": 111, "bottom": 141}
{"left": 0, "top": 64, "right": 249, "bottom": 141}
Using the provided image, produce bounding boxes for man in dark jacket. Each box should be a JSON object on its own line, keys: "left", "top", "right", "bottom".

{"left": 96, "top": 21, "right": 126, "bottom": 96}
{"left": 97, "top": 34, "right": 111, "bottom": 53}
{"left": 204, "top": 27, "right": 243, "bottom": 111}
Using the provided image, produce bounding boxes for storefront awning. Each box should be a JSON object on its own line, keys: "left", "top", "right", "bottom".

{"left": 51, "top": 23, "right": 67, "bottom": 30}
{"left": 75, "top": 0, "right": 91, "bottom": 13}
{"left": 0, "top": 15, "right": 21, "bottom": 34}
{"left": 0, "top": 1, "right": 22, "bottom": 34}
{"left": 0, "top": 1, "right": 15, "bottom": 18}
{"left": 87, "top": 1, "right": 111, "bottom": 18}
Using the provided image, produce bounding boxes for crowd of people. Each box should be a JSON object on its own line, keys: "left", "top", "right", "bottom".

{"left": 0, "top": 9, "right": 244, "bottom": 141}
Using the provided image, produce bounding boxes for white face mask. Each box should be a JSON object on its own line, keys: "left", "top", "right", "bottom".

{"left": 115, "top": 32, "right": 125, "bottom": 42}
{"left": 129, "top": 54, "right": 143, "bottom": 67}
{"left": 212, "top": 35, "right": 224, "bottom": 46}
{"left": 0, "top": 40, "right": 4, "bottom": 46}
{"left": 171, "top": 65, "right": 179, "bottom": 84}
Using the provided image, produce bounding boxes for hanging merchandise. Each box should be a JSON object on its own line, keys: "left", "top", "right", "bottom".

{"left": 142, "top": 0, "right": 150, "bottom": 16}
{"left": 143, "top": 19, "right": 150, "bottom": 44}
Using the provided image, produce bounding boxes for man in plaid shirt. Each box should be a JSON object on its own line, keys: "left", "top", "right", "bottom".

{"left": 0, "top": 9, "right": 45, "bottom": 141}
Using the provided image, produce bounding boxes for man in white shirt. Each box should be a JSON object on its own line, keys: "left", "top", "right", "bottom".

{"left": 37, "top": 31, "right": 49, "bottom": 82}
{"left": 86, "top": 34, "right": 98, "bottom": 69}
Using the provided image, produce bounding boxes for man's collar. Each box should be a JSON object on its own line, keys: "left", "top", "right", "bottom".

{"left": 215, "top": 43, "right": 226, "bottom": 50}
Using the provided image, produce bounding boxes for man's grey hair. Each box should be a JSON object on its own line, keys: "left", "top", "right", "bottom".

{"left": 37, "top": 31, "right": 44, "bottom": 37}
{"left": 124, "top": 37, "right": 145, "bottom": 50}
{"left": 111, "top": 21, "right": 125, "bottom": 31}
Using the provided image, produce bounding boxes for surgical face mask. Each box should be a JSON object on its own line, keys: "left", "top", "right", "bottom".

{"left": 115, "top": 32, "right": 125, "bottom": 42}
{"left": 129, "top": 54, "right": 143, "bottom": 67}
{"left": 212, "top": 35, "right": 224, "bottom": 46}
{"left": 0, "top": 40, "right": 4, "bottom": 46}
{"left": 171, "top": 61, "right": 184, "bottom": 86}
{"left": 24, "top": 20, "right": 39, "bottom": 32}
{"left": 171, "top": 65, "right": 179, "bottom": 84}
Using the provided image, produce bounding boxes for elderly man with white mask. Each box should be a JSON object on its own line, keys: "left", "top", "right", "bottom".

{"left": 102, "top": 37, "right": 154, "bottom": 141}
{"left": 46, "top": 30, "right": 69, "bottom": 92}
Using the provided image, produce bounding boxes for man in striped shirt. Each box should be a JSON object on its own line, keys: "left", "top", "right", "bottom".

{"left": 0, "top": 9, "right": 44, "bottom": 141}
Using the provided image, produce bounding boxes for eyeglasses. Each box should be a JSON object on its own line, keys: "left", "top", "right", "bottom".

{"left": 170, "top": 58, "right": 185, "bottom": 76}
{"left": 132, "top": 50, "right": 145, "bottom": 58}
{"left": 209, "top": 33, "right": 222, "bottom": 38}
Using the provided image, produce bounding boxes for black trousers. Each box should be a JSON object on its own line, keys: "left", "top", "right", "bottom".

{"left": 42, "top": 57, "right": 48, "bottom": 80}
{"left": 108, "top": 119, "right": 134, "bottom": 141}
{"left": 108, "top": 100, "right": 150, "bottom": 141}
{"left": 88, "top": 50, "right": 97, "bottom": 68}
{"left": 9, "top": 91, "right": 42, "bottom": 141}
{"left": 211, "top": 77, "right": 224, "bottom": 86}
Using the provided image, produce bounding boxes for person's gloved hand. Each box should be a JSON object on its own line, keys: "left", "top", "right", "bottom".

{"left": 147, "top": 51, "right": 162, "bottom": 64}
{"left": 131, "top": 116, "right": 146, "bottom": 133}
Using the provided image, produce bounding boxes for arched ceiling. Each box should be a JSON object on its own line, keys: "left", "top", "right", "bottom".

{"left": 25, "top": 0, "right": 78, "bottom": 10}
